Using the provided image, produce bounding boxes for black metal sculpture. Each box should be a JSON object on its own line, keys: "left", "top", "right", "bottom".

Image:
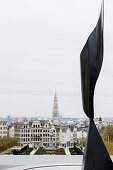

{"left": 80, "top": 0, "right": 113, "bottom": 169}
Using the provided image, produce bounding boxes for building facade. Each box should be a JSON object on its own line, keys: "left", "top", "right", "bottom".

{"left": 14, "top": 119, "right": 59, "bottom": 147}
{"left": 58, "top": 126, "right": 74, "bottom": 147}
{"left": 8, "top": 122, "right": 18, "bottom": 138}
{"left": 14, "top": 119, "right": 78, "bottom": 148}
{"left": 0, "top": 121, "right": 8, "bottom": 138}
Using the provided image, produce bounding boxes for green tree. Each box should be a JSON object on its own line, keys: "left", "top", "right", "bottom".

{"left": 70, "top": 141, "right": 83, "bottom": 155}
{"left": 102, "top": 125, "right": 113, "bottom": 142}
{"left": 79, "top": 138, "right": 86, "bottom": 147}
{"left": 0, "top": 138, "right": 18, "bottom": 153}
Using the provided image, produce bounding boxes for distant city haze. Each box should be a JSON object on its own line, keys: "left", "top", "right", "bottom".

{"left": 0, "top": 0, "right": 112, "bottom": 118}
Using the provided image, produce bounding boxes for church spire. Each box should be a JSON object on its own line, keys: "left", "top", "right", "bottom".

{"left": 52, "top": 89, "right": 59, "bottom": 125}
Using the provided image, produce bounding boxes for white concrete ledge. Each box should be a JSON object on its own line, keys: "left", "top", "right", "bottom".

{"left": 0, "top": 155, "right": 112, "bottom": 170}
{"left": 5, "top": 164, "right": 81, "bottom": 170}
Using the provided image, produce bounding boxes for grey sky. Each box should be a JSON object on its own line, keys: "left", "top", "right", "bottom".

{"left": 0, "top": 0, "right": 112, "bottom": 118}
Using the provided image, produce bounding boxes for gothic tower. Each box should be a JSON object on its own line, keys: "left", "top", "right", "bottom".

{"left": 52, "top": 89, "right": 59, "bottom": 125}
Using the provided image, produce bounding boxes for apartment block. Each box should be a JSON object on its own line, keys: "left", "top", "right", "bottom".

{"left": 0, "top": 121, "right": 8, "bottom": 138}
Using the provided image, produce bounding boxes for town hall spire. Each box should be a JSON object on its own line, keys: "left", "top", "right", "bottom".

{"left": 52, "top": 89, "right": 59, "bottom": 125}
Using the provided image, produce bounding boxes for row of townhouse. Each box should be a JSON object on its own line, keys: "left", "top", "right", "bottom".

{"left": 14, "top": 119, "right": 59, "bottom": 147}
{"left": 13, "top": 119, "right": 79, "bottom": 148}
{"left": 0, "top": 120, "right": 87, "bottom": 148}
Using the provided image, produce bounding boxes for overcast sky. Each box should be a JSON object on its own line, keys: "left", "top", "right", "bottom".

{"left": 0, "top": 0, "right": 112, "bottom": 118}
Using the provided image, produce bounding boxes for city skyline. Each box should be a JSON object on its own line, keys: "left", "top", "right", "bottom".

{"left": 0, "top": 0, "right": 113, "bottom": 118}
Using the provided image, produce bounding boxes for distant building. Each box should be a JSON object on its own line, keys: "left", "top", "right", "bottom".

{"left": 55, "top": 125, "right": 77, "bottom": 148}
{"left": 0, "top": 121, "right": 8, "bottom": 138}
{"left": 52, "top": 90, "right": 60, "bottom": 125}
{"left": 58, "top": 126, "right": 73, "bottom": 147}
{"left": 14, "top": 119, "right": 79, "bottom": 148}
{"left": 98, "top": 117, "right": 103, "bottom": 129}
{"left": 14, "top": 119, "right": 59, "bottom": 147}
{"left": 95, "top": 117, "right": 105, "bottom": 134}
{"left": 73, "top": 127, "right": 77, "bottom": 141}
{"left": 8, "top": 122, "right": 18, "bottom": 138}
{"left": 7, "top": 115, "right": 11, "bottom": 122}
{"left": 77, "top": 130, "right": 87, "bottom": 141}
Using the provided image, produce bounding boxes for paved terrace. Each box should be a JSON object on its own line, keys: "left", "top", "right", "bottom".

{"left": 0, "top": 156, "right": 113, "bottom": 170}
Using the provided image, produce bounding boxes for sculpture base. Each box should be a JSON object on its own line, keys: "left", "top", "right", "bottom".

{"left": 49, "top": 138, "right": 54, "bottom": 148}
{"left": 82, "top": 121, "right": 113, "bottom": 170}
